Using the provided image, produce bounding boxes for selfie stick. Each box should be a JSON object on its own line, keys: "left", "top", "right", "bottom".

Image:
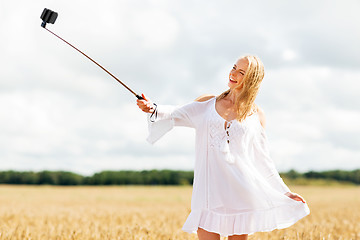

{"left": 40, "top": 8, "right": 144, "bottom": 100}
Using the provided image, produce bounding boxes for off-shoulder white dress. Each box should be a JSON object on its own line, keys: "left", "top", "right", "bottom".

{"left": 146, "top": 97, "right": 310, "bottom": 237}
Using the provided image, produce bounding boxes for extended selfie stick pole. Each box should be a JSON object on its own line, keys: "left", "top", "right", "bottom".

{"left": 40, "top": 8, "right": 144, "bottom": 100}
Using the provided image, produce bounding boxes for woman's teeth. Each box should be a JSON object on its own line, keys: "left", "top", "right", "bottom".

{"left": 230, "top": 78, "right": 237, "bottom": 83}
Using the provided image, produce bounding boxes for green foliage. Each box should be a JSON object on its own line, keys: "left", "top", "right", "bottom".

{"left": 85, "top": 170, "right": 193, "bottom": 185}
{"left": 0, "top": 170, "right": 194, "bottom": 186}
{"left": 0, "top": 169, "right": 359, "bottom": 185}
{"left": 282, "top": 169, "right": 360, "bottom": 185}
{"left": 0, "top": 171, "right": 83, "bottom": 185}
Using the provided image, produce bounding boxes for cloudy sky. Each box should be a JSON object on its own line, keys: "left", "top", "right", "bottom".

{"left": 0, "top": 0, "right": 359, "bottom": 175}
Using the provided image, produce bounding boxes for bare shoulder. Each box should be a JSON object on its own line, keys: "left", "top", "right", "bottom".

{"left": 255, "top": 104, "right": 266, "bottom": 129}
{"left": 195, "top": 94, "right": 215, "bottom": 102}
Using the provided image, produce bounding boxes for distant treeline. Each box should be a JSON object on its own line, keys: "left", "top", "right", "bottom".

{"left": 0, "top": 169, "right": 359, "bottom": 185}
{"left": 0, "top": 170, "right": 193, "bottom": 185}
{"left": 283, "top": 169, "right": 360, "bottom": 185}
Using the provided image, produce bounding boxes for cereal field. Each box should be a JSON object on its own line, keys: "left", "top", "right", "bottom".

{"left": 0, "top": 185, "right": 359, "bottom": 240}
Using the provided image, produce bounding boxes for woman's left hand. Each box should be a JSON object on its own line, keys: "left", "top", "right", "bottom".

{"left": 285, "top": 192, "right": 306, "bottom": 203}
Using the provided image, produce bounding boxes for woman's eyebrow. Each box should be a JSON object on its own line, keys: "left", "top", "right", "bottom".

{"left": 234, "top": 64, "right": 245, "bottom": 73}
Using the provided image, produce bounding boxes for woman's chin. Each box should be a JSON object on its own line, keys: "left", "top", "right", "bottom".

{"left": 228, "top": 81, "right": 237, "bottom": 89}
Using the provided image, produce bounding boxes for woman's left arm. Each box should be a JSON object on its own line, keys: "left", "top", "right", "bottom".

{"left": 252, "top": 107, "right": 290, "bottom": 194}
{"left": 255, "top": 108, "right": 306, "bottom": 203}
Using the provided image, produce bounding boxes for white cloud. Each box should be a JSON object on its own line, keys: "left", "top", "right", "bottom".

{"left": 128, "top": 9, "right": 179, "bottom": 50}
{"left": 282, "top": 49, "right": 297, "bottom": 61}
{"left": 0, "top": 0, "right": 359, "bottom": 174}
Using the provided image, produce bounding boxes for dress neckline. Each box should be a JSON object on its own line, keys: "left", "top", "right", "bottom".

{"left": 212, "top": 97, "right": 258, "bottom": 123}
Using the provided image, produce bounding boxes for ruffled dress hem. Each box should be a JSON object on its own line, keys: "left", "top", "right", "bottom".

{"left": 182, "top": 201, "right": 310, "bottom": 237}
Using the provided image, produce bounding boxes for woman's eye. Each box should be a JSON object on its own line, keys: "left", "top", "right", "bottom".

{"left": 240, "top": 72, "right": 244, "bottom": 75}
{"left": 232, "top": 66, "right": 236, "bottom": 70}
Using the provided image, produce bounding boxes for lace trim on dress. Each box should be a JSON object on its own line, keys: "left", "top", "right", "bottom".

{"left": 208, "top": 99, "right": 254, "bottom": 164}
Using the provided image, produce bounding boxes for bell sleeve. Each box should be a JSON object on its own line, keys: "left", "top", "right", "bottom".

{"left": 252, "top": 125, "right": 291, "bottom": 194}
{"left": 146, "top": 101, "right": 202, "bottom": 144}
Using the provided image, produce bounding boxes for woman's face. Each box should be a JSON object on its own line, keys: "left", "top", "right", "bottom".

{"left": 228, "top": 57, "right": 249, "bottom": 89}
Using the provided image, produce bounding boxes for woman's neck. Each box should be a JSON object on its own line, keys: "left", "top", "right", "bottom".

{"left": 226, "top": 90, "right": 240, "bottom": 104}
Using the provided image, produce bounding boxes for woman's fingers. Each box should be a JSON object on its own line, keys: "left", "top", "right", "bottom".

{"left": 294, "top": 196, "right": 302, "bottom": 201}
{"left": 136, "top": 93, "right": 154, "bottom": 113}
{"left": 298, "top": 195, "right": 306, "bottom": 203}
{"left": 294, "top": 193, "right": 306, "bottom": 203}
{"left": 136, "top": 93, "right": 151, "bottom": 105}
{"left": 137, "top": 102, "right": 151, "bottom": 112}
{"left": 286, "top": 192, "right": 306, "bottom": 203}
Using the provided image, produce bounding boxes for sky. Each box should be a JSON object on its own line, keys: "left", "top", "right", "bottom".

{"left": 0, "top": 0, "right": 359, "bottom": 175}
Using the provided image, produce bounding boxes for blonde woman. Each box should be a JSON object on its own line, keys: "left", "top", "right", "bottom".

{"left": 137, "top": 55, "right": 310, "bottom": 240}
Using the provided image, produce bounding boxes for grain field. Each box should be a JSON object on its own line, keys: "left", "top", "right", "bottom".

{"left": 0, "top": 185, "right": 359, "bottom": 240}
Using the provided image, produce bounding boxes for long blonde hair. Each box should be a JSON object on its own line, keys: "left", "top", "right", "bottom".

{"left": 216, "top": 55, "right": 265, "bottom": 122}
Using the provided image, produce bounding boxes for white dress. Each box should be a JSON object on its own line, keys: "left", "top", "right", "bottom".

{"left": 146, "top": 97, "right": 310, "bottom": 237}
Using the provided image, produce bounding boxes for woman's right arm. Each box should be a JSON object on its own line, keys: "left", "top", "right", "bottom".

{"left": 137, "top": 93, "right": 208, "bottom": 144}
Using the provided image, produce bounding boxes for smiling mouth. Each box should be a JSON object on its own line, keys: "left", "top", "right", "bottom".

{"left": 229, "top": 78, "right": 237, "bottom": 83}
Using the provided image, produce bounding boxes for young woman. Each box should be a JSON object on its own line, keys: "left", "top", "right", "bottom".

{"left": 137, "top": 55, "right": 310, "bottom": 240}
